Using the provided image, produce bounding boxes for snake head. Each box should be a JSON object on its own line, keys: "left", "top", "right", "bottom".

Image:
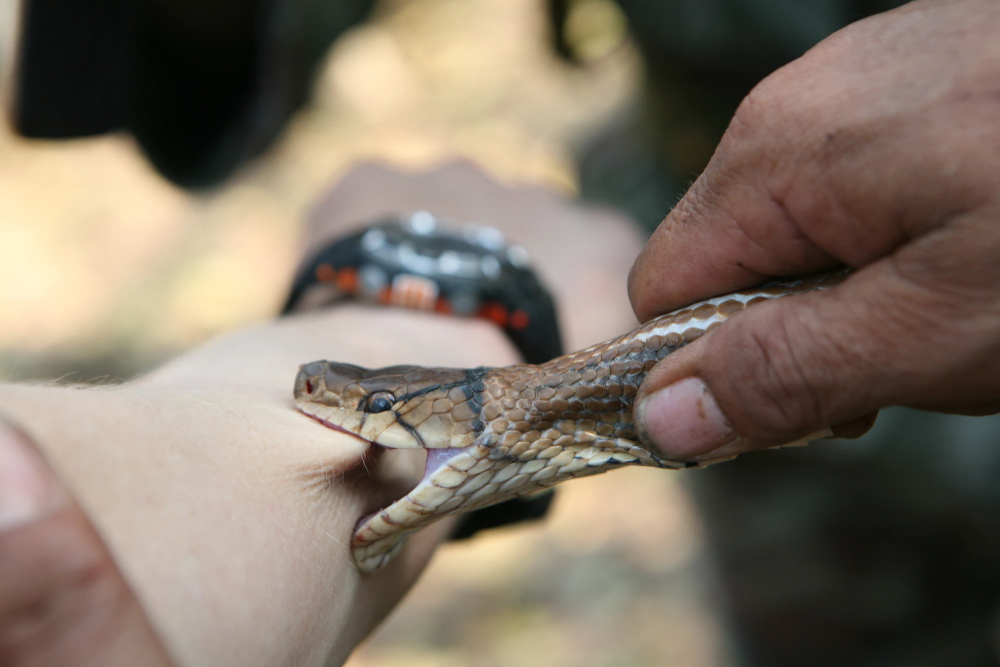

{"left": 295, "top": 361, "right": 485, "bottom": 450}
{"left": 296, "top": 360, "right": 500, "bottom": 572}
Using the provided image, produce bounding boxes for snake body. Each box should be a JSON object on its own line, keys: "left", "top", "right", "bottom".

{"left": 295, "top": 270, "right": 847, "bottom": 572}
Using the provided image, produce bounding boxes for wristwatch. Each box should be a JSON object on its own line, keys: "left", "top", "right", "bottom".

{"left": 283, "top": 211, "right": 563, "bottom": 365}
{"left": 282, "top": 212, "right": 562, "bottom": 539}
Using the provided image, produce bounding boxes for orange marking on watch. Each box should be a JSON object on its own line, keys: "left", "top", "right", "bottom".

{"left": 481, "top": 302, "right": 508, "bottom": 328}
{"left": 510, "top": 309, "right": 530, "bottom": 330}
{"left": 335, "top": 267, "right": 358, "bottom": 293}
{"left": 391, "top": 274, "right": 439, "bottom": 310}
{"left": 316, "top": 263, "right": 337, "bottom": 282}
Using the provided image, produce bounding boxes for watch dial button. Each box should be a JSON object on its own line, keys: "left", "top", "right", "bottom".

{"left": 480, "top": 255, "right": 502, "bottom": 280}
{"left": 361, "top": 228, "right": 387, "bottom": 251}
{"left": 359, "top": 264, "right": 388, "bottom": 298}
{"left": 409, "top": 211, "right": 437, "bottom": 234}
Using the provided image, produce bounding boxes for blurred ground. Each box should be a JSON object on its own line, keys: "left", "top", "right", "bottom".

{"left": 0, "top": 0, "right": 730, "bottom": 665}
{"left": 0, "top": 0, "right": 637, "bottom": 379}
{"left": 355, "top": 467, "right": 729, "bottom": 667}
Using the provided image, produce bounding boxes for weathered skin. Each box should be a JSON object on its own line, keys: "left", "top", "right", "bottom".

{"left": 295, "top": 270, "right": 848, "bottom": 572}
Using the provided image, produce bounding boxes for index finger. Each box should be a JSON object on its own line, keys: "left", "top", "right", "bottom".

{"left": 626, "top": 133, "right": 837, "bottom": 322}
{"left": 624, "top": 10, "right": 951, "bottom": 322}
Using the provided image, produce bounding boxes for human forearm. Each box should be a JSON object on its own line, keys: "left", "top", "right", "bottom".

{"left": 0, "top": 306, "right": 519, "bottom": 666}
{"left": 0, "top": 160, "right": 645, "bottom": 666}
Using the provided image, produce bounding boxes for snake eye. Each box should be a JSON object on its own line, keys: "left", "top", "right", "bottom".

{"left": 366, "top": 392, "right": 395, "bottom": 413}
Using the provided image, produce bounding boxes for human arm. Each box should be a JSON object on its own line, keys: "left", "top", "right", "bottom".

{"left": 0, "top": 307, "right": 517, "bottom": 666}
{"left": 0, "top": 162, "right": 644, "bottom": 666}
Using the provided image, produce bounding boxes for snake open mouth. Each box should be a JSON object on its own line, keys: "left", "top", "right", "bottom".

{"left": 300, "top": 406, "right": 465, "bottom": 486}
{"left": 300, "top": 403, "right": 470, "bottom": 544}
{"left": 351, "top": 446, "right": 469, "bottom": 542}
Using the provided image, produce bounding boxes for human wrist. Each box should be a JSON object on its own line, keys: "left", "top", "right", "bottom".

{"left": 142, "top": 305, "right": 521, "bottom": 400}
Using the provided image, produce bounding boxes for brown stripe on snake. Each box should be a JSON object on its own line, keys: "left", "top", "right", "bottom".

{"left": 295, "top": 269, "right": 849, "bottom": 572}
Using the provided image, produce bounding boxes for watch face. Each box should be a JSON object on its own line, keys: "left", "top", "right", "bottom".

{"left": 359, "top": 213, "right": 527, "bottom": 283}
{"left": 284, "top": 211, "right": 561, "bottom": 364}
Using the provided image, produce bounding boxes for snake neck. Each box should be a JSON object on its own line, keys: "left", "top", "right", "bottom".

{"left": 468, "top": 310, "right": 709, "bottom": 469}
{"left": 344, "top": 270, "right": 850, "bottom": 572}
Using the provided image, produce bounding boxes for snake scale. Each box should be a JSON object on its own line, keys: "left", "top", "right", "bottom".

{"left": 295, "top": 270, "right": 847, "bottom": 572}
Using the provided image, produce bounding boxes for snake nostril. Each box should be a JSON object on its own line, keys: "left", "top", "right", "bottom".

{"left": 305, "top": 379, "right": 315, "bottom": 394}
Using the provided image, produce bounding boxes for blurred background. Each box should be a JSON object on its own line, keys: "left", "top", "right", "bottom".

{"left": 3, "top": 0, "right": 1000, "bottom": 665}
{"left": 0, "top": 0, "right": 639, "bottom": 380}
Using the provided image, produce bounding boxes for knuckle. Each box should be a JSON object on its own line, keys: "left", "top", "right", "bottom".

{"left": 730, "top": 70, "right": 797, "bottom": 146}
{"left": 626, "top": 229, "right": 678, "bottom": 322}
{"left": 337, "top": 160, "right": 399, "bottom": 186}
{"left": 748, "top": 320, "right": 823, "bottom": 432}
{"left": 731, "top": 85, "right": 773, "bottom": 138}
{"left": 321, "top": 161, "right": 402, "bottom": 205}
{"left": 714, "top": 303, "right": 831, "bottom": 441}
{"left": 730, "top": 63, "right": 818, "bottom": 157}
{"left": 428, "top": 157, "right": 485, "bottom": 178}
{"left": 675, "top": 173, "right": 724, "bottom": 224}
{"left": 626, "top": 249, "right": 654, "bottom": 320}
{"left": 627, "top": 276, "right": 657, "bottom": 325}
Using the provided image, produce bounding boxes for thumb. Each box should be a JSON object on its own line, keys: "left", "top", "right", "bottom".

{"left": 0, "top": 420, "right": 175, "bottom": 667}
{"left": 633, "top": 256, "right": 1000, "bottom": 463}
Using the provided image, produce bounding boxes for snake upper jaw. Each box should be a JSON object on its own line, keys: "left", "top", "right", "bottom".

{"left": 297, "top": 399, "right": 466, "bottom": 486}
{"left": 295, "top": 396, "right": 427, "bottom": 449}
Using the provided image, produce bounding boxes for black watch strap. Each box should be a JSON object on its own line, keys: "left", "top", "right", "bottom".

{"left": 281, "top": 216, "right": 562, "bottom": 365}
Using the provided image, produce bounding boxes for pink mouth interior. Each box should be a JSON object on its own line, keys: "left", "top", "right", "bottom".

{"left": 423, "top": 447, "right": 464, "bottom": 479}
{"left": 349, "top": 448, "right": 464, "bottom": 531}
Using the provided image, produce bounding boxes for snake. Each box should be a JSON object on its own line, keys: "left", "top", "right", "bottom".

{"left": 294, "top": 269, "right": 848, "bottom": 572}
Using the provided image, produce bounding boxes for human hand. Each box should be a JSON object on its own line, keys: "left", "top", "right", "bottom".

{"left": 627, "top": 0, "right": 1000, "bottom": 462}
{"left": 0, "top": 421, "right": 174, "bottom": 667}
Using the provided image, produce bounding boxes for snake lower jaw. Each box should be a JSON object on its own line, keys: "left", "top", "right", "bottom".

{"left": 298, "top": 399, "right": 476, "bottom": 572}
{"left": 349, "top": 445, "right": 477, "bottom": 573}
